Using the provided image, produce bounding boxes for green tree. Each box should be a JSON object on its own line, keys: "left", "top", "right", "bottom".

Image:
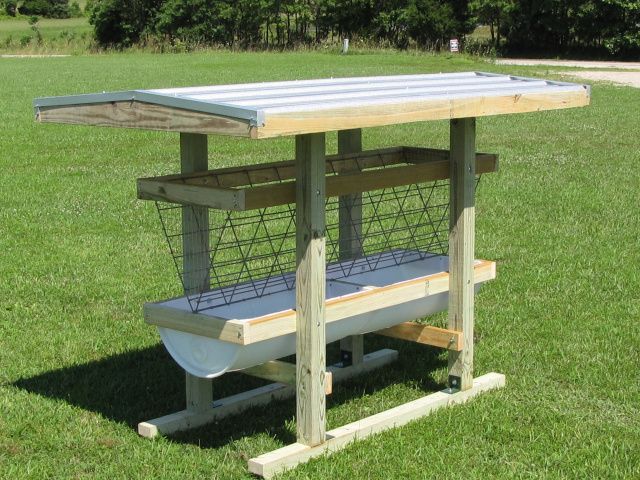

{"left": 89, "top": 0, "right": 163, "bottom": 47}
{"left": 4, "top": 0, "right": 18, "bottom": 16}
{"left": 469, "top": 0, "right": 510, "bottom": 47}
{"left": 20, "top": 0, "right": 71, "bottom": 18}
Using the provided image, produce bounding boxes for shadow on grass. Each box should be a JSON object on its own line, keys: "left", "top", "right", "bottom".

{"left": 12, "top": 335, "right": 445, "bottom": 449}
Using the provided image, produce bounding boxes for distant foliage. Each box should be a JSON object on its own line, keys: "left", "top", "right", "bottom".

{"left": 87, "top": 0, "right": 639, "bottom": 58}
{"left": 88, "top": 0, "right": 163, "bottom": 47}
{"left": 20, "top": 0, "right": 71, "bottom": 18}
{"left": 3, "top": 0, "right": 18, "bottom": 16}
{"left": 501, "top": 0, "right": 640, "bottom": 57}
{"left": 68, "top": 0, "right": 81, "bottom": 16}
{"left": 90, "top": 0, "right": 474, "bottom": 49}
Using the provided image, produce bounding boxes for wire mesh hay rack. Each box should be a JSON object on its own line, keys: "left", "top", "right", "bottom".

{"left": 138, "top": 145, "right": 497, "bottom": 313}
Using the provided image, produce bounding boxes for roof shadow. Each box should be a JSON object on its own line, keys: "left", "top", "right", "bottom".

{"left": 12, "top": 336, "right": 445, "bottom": 449}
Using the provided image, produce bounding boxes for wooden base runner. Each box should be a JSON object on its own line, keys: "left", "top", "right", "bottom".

{"left": 248, "top": 372, "right": 505, "bottom": 479}
{"left": 138, "top": 348, "right": 398, "bottom": 438}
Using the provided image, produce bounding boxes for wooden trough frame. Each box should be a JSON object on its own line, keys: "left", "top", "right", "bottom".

{"left": 34, "top": 72, "right": 590, "bottom": 478}
{"left": 136, "top": 146, "right": 498, "bottom": 210}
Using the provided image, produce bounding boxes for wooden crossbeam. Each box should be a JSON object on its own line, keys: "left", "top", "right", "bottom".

{"left": 138, "top": 349, "right": 398, "bottom": 438}
{"left": 137, "top": 147, "right": 498, "bottom": 211}
{"left": 375, "top": 322, "right": 463, "bottom": 350}
{"left": 241, "top": 360, "right": 296, "bottom": 385}
{"left": 242, "top": 361, "right": 333, "bottom": 395}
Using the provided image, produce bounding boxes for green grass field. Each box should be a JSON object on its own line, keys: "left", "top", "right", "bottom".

{"left": 0, "top": 51, "right": 638, "bottom": 479}
{"left": 0, "top": 16, "right": 91, "bottom": 52}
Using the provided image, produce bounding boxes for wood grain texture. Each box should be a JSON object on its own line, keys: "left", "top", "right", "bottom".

{"left": 375, "top": 323, "right": 463, "bottom": 350}
{"left": 256, "top": 90, "right": 589, "bottom": 138}
{"left": 143, "top": 260, "right": 495, "bottom": 345}
{"left": 248, "top": 372, "right": 506, "bottom": 478}
{"left": 295, "top": 132, "right": 327, "bottom": 446}
{"left": 137, "top": 178, "right": 244, "bottom": 210}
{"left": 180, "top": 133, "right": 214, "bottom": 412}
{"left": 140, "top": 147, "right": 496, "bottom": 188}
{"left": 137, "top": 150, "right": 498, "bottom": 210}
{"left": 242, "top": 360, "right": 297, "bottom": 385}
{"left": 448, "top": 118, "right": 476, "bottom": 391}
{"left": 37, "top": 101, "right": 253, "bottom": 137}
{"left": 338, "top": 129, "right": 365, "bottom": 366}
{"left": 143, "top": 303, "right": 246, "bottom": 344}
{"left": 246, "top": 260, "right": 495, "bottom": 343}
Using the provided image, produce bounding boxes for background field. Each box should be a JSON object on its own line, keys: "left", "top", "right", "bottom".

{"left": 0, "top": 16, "right": 91, "bottom": 52}
{"left": 0, "top": 52, "right": 638, "bottom": 478}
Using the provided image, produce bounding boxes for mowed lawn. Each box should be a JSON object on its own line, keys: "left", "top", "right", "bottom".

{"left": 0, "top": 52, "right": 638, "bottom": 479}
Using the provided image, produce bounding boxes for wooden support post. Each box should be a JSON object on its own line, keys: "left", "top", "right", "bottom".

{"left": 295, "top": 133, "right": 327, "bottom": 447}
{"left": 448, "top": 118, "right": 476, "bottom": 391}
{"left": 180, "top": 132, "right": 213, "bottom": 411}
{"left": 338, "top": 129, "right": 364, "bottom": 366}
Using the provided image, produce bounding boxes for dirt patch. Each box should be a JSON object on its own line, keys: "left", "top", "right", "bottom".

{"left": 495, "top": 59, "right": 640, "bottom": 70}
{"left": 559, "top": 70, "right": 640, "bottom": 88}
{"left": 1, "top": 54, "right": 70, "bottom": 58}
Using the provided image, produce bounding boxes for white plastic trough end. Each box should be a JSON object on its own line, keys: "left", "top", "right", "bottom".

{"left": 150, "top": 254, "right": 496, "bottom": 379}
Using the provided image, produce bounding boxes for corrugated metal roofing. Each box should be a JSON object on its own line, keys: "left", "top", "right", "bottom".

{"left": 33, "top": 72, "right": 590, "bottom": 137}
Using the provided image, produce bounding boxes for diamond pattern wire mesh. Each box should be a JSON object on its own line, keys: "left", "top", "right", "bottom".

{"left": 155, "top": 160, "right": 481, "bottom": 313}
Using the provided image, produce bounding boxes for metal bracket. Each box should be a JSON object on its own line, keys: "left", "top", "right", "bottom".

{"left": 447, "top": 375, "right": 462, "bottom": 393}
{"left": 340, "top": 349, "right": 353, "bottom": 367}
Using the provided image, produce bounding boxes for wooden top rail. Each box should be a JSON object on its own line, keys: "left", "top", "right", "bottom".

{"left": 137, "top": 146, "right": 498, "bottom": 211}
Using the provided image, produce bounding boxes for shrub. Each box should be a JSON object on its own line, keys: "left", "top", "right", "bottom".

{"left": 20, "top": 0, "right": 70, "bottom": 18}
{"left": 89, "top": 0, "right": 163, "bottom": 47}
{"left": 4, "top": 0, "right": 17, "bottom": 16}
{"left": 19, "top": 34, "right": 31, "bottom": 46}
{"left": 68, "top": 0, "right": 81, "bottom": 16}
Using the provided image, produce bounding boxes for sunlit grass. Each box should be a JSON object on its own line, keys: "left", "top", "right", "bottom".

{"left": 0, "top": 51, "right": 638, "bottom": 479}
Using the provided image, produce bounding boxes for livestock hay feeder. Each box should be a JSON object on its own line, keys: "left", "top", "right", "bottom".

{"left": 35, "top": 71, "right": 590, "bottom": 478}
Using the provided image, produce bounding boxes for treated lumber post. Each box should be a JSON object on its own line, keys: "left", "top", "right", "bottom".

{"left": 338, "top": 129, "right": 364, "bottom": 366}
{"left": 295, "top": 132, "right": 327, "bottom": 446}
{"left": 448, "top": 118, "right": 476, "bottom": 391}
{"left": 180, "top": 132, "right": 213, "bottom": 412}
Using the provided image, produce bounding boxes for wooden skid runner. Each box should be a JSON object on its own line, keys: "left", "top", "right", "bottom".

{"left": 138, "top": 349, "right": 398, "bottom": 438}
{"left": 137, "top": 146, "right": 498, "bottom": 210}
{"left": 248, "top": 372, "right": 505, "bottom": 479}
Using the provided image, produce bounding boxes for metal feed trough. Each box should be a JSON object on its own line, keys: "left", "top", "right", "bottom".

{"left": 35, "top": 72, "right": 590, "bottom": 477}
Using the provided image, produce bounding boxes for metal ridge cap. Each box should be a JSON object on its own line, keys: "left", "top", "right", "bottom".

{"left": 32, "top": 89, "right": 264, "bottom": 126}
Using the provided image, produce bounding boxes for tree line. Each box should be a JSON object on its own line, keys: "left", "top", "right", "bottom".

{"left": 2, "top": 0, "right": 81, "bottom": 18}
{"left": 5, "top": 0, "right": 638, "bottom": 57}
{"left": 87, "top": 0, "right": 475, "bottom": 50}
